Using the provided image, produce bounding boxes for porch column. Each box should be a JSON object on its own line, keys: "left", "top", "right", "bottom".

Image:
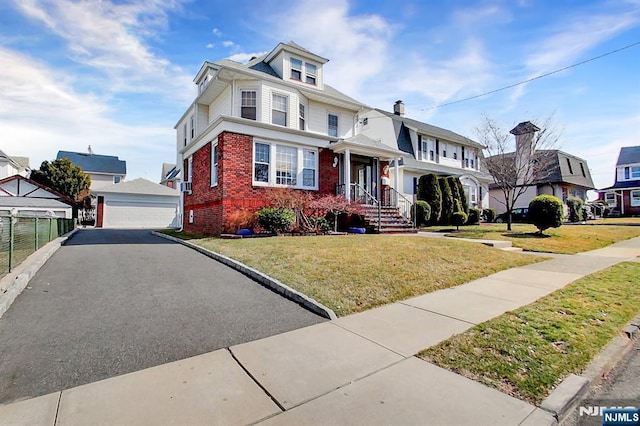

{"left": 344, "top": 148, "right": 351, "bottom": 202}
{"left": 394, "top": 157, "right": 400, "bottom": 207}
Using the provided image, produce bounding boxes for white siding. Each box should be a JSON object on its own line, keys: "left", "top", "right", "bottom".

{"left": 270, "top": 51, "right": 285, "bottom": 79}
{"left": 209, "top": 86, "right": 231, "bottom": 123}
{"left": 90, "top": 174, "right": 118, "bottom": 189}
{"left": 261, "top": 81, "right": 300, "bottom": 128}
{"left": 307, "top": 103, "right": 356, "bottom": 138}
{"left": 101, "top": 194, "right": 179, "bottom": 229}
{"left": 489, "top": 186, "right": 538, "bottom": 214}
{"left": 358, "top": 111, "right": 398, "bottom": 150}
{"left": 196, "top": 103, "right": 209, "bottom": 135}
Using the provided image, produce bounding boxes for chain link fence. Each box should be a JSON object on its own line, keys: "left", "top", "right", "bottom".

{"left": 0, "top": 215, "right": 75, "bottom": 277}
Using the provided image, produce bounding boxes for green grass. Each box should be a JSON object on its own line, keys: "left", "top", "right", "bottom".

{"left": 425, "top": 223, "right": 640, "bottom": 254}
{"left": 161, "top": 231, "right": 545, "bottom": 317}
{"left": 419, "top": 262, "right": 640, "bottom": 404}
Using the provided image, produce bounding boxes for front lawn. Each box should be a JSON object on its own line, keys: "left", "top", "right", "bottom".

{"left": 426, "top": 223, "right": 640, "bottom": 254}
{"left": 162, "top": 232, "right": 544, "bottom": 316}
{"left": 419, "top": 262, "right": 640, "bottom": 404}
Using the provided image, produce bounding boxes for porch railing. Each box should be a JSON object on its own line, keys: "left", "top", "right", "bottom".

{"left": 336, "top": 183, "right": 381, "bottom": 232}
{"left": 381, "top": 186, "right": 416, "bottom": 227}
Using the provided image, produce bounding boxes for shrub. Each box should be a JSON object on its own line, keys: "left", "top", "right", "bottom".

{"left": 417, "top": 174, "right": 442, "bottom": 224}
{"left": 467, "top": 207, "right": 481, "bottom": 225}
{"left": 482, "top": 208, "right": 496, "bottom": 223}
{"left": 439, "top": 177, "right": 454, "bottom": 225}
{"left": 255, "top": 208, "right": 295, "bottom": 234}
{"left": 223, "top": 208, "right": 256, "bottom": 233}
{"left": 566, "top": 197, "right": 584, "bottom": 222}
{"left": 528, "top": 195, "right": 564, "bottom": 234}
{"left": 412, "top": 200, "right": 431, "bottom": 226}
{"left": 451, "top": 211, "right": 468, "bottom": 230}
{"left": 447, "top": 176, "right": 461, "bottom": 209}
{"left": 455, "top": 178, "right": 469, "bottom": 213}
{"left": 309, "top": 216, "right": 331, "bottom": 233}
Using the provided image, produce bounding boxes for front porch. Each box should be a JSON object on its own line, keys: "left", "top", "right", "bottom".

{"left": 330, "top": 135, "right": 416, "bottom": 234}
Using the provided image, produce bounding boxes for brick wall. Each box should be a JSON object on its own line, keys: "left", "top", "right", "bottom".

{"left": 183, "top": 132, "right": 340, "bottom": 235}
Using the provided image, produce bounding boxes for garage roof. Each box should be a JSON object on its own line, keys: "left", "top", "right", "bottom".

{"left": 93, "top": 178, "right": 179, "bottom": 197}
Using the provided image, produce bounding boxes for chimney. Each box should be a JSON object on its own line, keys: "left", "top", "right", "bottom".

{"left": 88, "top": 145, "right": 93, "bottom": 155}
{"left": 510, "top": 121, "right": 540, "bottom": 184}
{"left": 393, "top": 100, "right": 405, "bottom": 116}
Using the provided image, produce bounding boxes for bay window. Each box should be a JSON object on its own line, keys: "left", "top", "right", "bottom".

{"left": 276, "top": 145, "right": 297, "bottom": 185}
{"left": 254, "top": 143, "right": 270, "bottom": 183}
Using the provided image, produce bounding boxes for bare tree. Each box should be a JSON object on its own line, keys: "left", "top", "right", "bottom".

{"left": 475, "top": 115, "right": 560, "bottom": 231}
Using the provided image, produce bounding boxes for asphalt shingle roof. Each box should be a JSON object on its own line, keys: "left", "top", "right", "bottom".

{"left": 616, "top": 146, "right": 640, "bottom": 166}
{"left": 0, "top": 197, "right": 71, "bottom": 209}
{"left": 57, "top": 151, "right": 126, "bottom": 175}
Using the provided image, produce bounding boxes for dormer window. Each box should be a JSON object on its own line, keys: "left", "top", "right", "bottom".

{"left": 305, "top": 63, "right": 317, "bottom": 85}
{"left": 291, "top": 58, "right": 303, "bottom": 81}
{"left": 290, "top": 57, "right": 318, "bottom": 85}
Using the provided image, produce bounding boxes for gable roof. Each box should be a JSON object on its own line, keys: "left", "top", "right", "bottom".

{"left": 57, "top": 151, "right": 126, "bottom": 175}
{"left": 616, "top": 146, "right": 640, "bottom": 166}
{"left": 0, "top": 175, "right": 76, "bottom": 205}
{"left": 374, "top": 109, "right": 484, "bottom": 150}
{"left": 92, "top": 178, "right": 179, "bottom": 197}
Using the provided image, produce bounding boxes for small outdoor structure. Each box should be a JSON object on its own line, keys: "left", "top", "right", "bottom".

{"left": 93, "top": 178, "right": 180, "bottom": 229}
{"left": 0, "top": 175, "right": 74, "bottom": 218}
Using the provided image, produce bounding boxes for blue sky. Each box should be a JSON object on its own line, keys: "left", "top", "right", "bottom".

{"left": 2, "top": 0, "right": 639, "bottom": 193}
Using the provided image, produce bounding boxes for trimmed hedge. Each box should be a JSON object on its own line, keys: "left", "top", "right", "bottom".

{"left": 528, "top": 195, "right": 564, "bottom": 234}
{"left": 256, "top": 207, "right": 295, "bottom": 233}
{"left": 413, "top": 200, "right": 432, "bottom": 226}
{"left": 467, "top": 207, "right": 481, "bottom": 225}
{"left": 566, "top": 197, "right": 584, "bottom": 222}
{"left": 483, "top": 208, "right": 497, "bottom": 223}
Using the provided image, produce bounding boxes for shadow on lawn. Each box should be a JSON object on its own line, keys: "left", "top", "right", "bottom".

{"left": 505, "top": 232, "right": 550, "bottom": 239}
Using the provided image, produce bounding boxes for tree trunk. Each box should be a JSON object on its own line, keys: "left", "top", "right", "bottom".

{"left": 507, "top": 211, "right": 512, "bottom": 231}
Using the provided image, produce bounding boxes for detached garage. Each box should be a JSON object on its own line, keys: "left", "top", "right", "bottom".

{"left": 94, "top": 178, "right": 180, "bottom": 229}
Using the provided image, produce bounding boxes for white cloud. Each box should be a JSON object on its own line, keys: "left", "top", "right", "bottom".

{"left": 263, "top": 0, "right": 393, "bottom": 97}
{"left": 227, "top": 51, "right": 268, "bottom": 63}
{"left": 12, "top": 0, "right": 193, "bottom": 99}
{"left": 0, "top": 46, "right": 174, "bottom": 179}
{"left": 212, "top": 27, "right": 222, "bottom": 37}
{"left": 221, "top": 40, "right": 236, "bottom": 48}
{"left": 206, "top": 43, "right": 215, "bottom": 48}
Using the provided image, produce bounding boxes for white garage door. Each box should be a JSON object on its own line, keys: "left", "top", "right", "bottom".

{"left": 103, "top": 200, "right": 179, "bottom": 228}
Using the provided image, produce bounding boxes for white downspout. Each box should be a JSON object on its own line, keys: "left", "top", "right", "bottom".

{"left": 345, "top": 148, "right": 351, "bottom": 202}
{"left": 394, "top": 157, "right": 400, "bottom": 207}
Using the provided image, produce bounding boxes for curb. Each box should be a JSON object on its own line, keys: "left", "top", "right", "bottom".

{"left": 0, "top": 229, "right": 78, "bottom": 319}
{"left": 151, "top": 231, "right": 337, "bottom": 320}
{"left": 539, "top": 314, "right": 640, "bottom": 422}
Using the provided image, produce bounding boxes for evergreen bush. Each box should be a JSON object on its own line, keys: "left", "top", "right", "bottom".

{"left": 256, "top": 207, "right": 295, "bottom": 234}
{"left": 417, "top": 174, "right": 442, "bottom": 224}
{"left": 528, "top": 195, "right": 564, "bottom": 234}
{"left": 412, "top": 200, "right": 432, "bottom": 226}
{"left": 566, "top": 197, "right": 584, "bottom": 222}
{"left": 467, "top": 207, "right": 481, "bottom": 225}
{"left": 439, "top": 177, "right": 454, "bottom": 225}
{"left": 482, "top": 208, "right": 497, "bottom": 223}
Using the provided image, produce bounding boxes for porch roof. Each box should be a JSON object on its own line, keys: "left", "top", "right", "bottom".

{"left": 329, "top": 135, "right": 405, "bottom": 160}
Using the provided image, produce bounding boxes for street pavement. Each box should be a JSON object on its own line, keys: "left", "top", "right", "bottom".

{"left": 0, "top": 229, "right": 324, "bottom": 405}
{"left": 1, "top": 232, "right": 640, "bottom": 425}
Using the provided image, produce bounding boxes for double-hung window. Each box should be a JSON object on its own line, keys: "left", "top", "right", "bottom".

{"left": 302, "top": 150, "right": 316, "bottom": 187}
{"left": 211, "top": 142, "right": 219, "bottom": 186}
{"left": 441, "top": 142, "right": 447, "bottom": 158}
{"left": 291, "top": 58, "right": 302, "bottom": 80}
{"left": 305, "top": 63, "right": 317, "bottom": 85}
{"left": 183, "top": 123, "right": 187, "bottom": 146}
{"left": 419, "top": 137, "right": 428, "bottom": 160}
{"left": 299, "top": 104, "right": 305, "bottom": 130}
{"left": 632, "top": 166, "right": 640, "bottom": 179}
{"left": 253, "top": 141, "right": 318, "bottom": 189}
{"left": 328, "top": 114, "right": 338, "bottom": 137}
{"left": 254, "top": 143, "right": 270, "bottom": 183}
{"left": 190, "top": 116, "right": 194, "bottom": 139}
{"left": 276, "top": 145, "right": 297, "bottom": 185}
{"left": 272, "top": 93, "right": 288, "bottom": 126}
{"left": 631, "top": 190, "right": 640, "bottom": 207}
{"left": 241, "top": 90, "right": 257, "bottom": 120}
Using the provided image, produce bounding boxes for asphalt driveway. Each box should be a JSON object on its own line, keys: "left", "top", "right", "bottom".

{"left": 0, "top": 229, "right": 325, "bottom": 404}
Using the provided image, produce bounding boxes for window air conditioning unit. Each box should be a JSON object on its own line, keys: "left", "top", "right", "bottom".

{"left": 180, "top": 181, "right": 192, "bottom": 194}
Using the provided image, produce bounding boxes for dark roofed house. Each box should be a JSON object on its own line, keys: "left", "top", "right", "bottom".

{"left": 160, "top": 163, "right": 181, "bottom": 189}
{"left": 57, "top": 147, "right": 126, "bottom": 189}
{"left": 598, "top": 146, "right": 640, "bottom": 216}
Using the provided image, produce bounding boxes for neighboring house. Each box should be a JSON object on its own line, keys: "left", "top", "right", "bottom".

{"left": 598, "top": 146, "right": 640, "bottom": 216}
{"left": 0, "top": 149, "right": 30, "bottom": 179}
{"left": 487, "top": 122, "right": 595, "bottom": 214}
{"left": 358, "top": 102, "right": 492, "bottom": 209}
{"left": 160, "top": 163, "right": 181, "bottom": 189}
{"left": 176, "top": 42, "right": 491, "bottom": 235}
{"left": 93, "top": 178, "right": 179, "bottom": 229}
{"left": 57, "top": 148, "right": 126, "bottom": 189}
{"left": 0, "top": 175, "right": 74, "bottom": 218}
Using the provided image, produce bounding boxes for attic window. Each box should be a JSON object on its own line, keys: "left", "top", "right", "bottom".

{"left": 305, "top": 63, "right": 317, "bottom": 85}
{"left": 566, "top": 158, "right": 573, "bottom": 174}
{"left": 580, "top": 162, "right": 586, "bottom": 178}
{"left": 291, "top": 58, "right": 302, "bottom": 81}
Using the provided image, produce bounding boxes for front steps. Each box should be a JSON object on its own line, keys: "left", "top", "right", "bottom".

{"left": 358, "top": 205, "right": 417, "bottom": 234}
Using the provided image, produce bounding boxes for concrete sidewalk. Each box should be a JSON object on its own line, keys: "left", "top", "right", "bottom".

{"left": 2, "top": 237, "right": 640, "bottom": 425}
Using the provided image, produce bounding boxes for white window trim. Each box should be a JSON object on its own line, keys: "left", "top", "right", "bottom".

{"left": 271, "top": 92, "right": 289, "bottom": 127}
{"left": 183, "top": 123, "right": 187, "bottom": 146}
{"left": 240, "top": 88, "right": 258, "bottom": 121}
{"left": 299, "top": 102, "right": 306, "bottom": 131}
{"left": 211, "top": 141, "right": 219, "bottom": 187}
{"left": 289, "top": 56, "right": 319, "bottom": 86}
{"left": 252, "top": 140, "right": 319, "bottom": 190}
{"left": 605, "top": 192, "right": 617, "bottom": 207}
{"left": 189, "top": 115, "right": 195, "bottom": 140}
{"left": 631, "top": 190, "right": 640, "bottom": 207}
{"left": 328, "top": 112, "right": 339, "bottom": 137}
{"left": 187, "top": 156, "right": 193, "bottom": 183}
